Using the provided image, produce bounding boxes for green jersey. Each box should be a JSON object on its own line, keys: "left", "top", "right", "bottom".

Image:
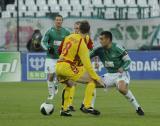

{"left": 90, "top": 43, "right": 131, "bottom": 73}
{"left": 41, "top": 26, "right": 70, "bottom": 59}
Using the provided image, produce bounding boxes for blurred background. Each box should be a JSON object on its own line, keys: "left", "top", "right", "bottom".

{"left": 0, "top": 0, "right": 160, "bottom": 81}
{"left": 0, "top": 0, "right": 160, "bottom": 51}
{"left": 0, "top": 2, "right": 159, "bottom": 125}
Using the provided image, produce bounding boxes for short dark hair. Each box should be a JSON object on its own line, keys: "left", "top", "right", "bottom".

{"left": 100, "top": 31, "right": 112, "bottom": 41}
{"left": 54, "top": 14, "right": 63, "bottom": 20}
{"left": 79, "top": 20, "right": 90, "bottom": 34}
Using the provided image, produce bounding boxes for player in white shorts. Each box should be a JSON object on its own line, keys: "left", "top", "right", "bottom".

{"left": 80, "top": 31, "right": 144, "bottom": 116}
{"left": 41, "top": 15, "right": 70, "bottom": 100}
{"left": 102, "top": 71, "right": 130, "bottom": 88}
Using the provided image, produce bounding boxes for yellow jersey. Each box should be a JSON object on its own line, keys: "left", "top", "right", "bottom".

{"left": 58, "top": 33, "right": 99, "bottom": 81}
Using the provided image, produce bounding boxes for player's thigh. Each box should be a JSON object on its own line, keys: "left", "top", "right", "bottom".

{"left": 56, "top": 62, "right": 74, "bottom": 82}
{"left": 116, "top": 71, "right": 130, "bottom": 88}
{"left": 55, "top": 63, "right": 85, "bottom": 82}
{"left": 71, "top": 66, "right": 88, "bottom": 83}
{"left": 45, "top": 58, "right": 57, "bottom": 74}
{"left": 56, "top": 63, "right": 92, "bottom": 84}
{"left": 76, "top": 71, "right": 92, "bottom": 84}
{"left": 101, "top": 73, "right": 119, "bottom": 88}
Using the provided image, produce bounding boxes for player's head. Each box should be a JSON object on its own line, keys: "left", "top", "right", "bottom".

{"left": 54, "top": 14, "right": 63, "bottom": 28}
{"left": 79, "top": 20, "right": 90, "bottom": 35}
{"left": 99, "top": 31, "right": 112, "bottom": 47}
{"left": 74, "top": 21, "right": 81, "bottom": 33}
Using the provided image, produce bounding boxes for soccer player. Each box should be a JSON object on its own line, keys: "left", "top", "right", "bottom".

{"left": 56, "top": 21, "right": 105, "bottom": 116}
{"left": 74, "top": 21, "right": 93, "bottom": 50}
{"left": 67, "top": 21, "right": 94, "bottom": 112}
{"left": 41, "top": 15, "right": 70, "bottom": 100}
{"left": 89, "top": 31, "right": 144, "bottom": 116}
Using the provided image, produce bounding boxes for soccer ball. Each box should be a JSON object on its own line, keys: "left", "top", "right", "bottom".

{"left": 40, "top": 102, "right": 54, "bottom": 115}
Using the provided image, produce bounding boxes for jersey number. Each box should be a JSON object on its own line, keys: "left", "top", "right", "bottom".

{"left": 62, "top": 42, "right": 72, "bottom": 56}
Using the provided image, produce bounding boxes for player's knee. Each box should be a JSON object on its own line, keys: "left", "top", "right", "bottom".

{"left": 65, "top": 80, "right": 75, "bottom": 87}
{"left": 118, "top": 88, "right": 128, "bottom": 95}
{"left": 117, "top": 81, "right": 128, "bottom": 95}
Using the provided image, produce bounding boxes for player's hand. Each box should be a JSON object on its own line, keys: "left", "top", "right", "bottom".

{"left": 117, "top": 67, "right": 124, "bottom": 73}
{"left": 48, "top": 46, "right": 54, "bottom": 55}
{"left": 48, "top": 47, "right": 54, "bottom": 54}
{"left": 95, "top": 79, "right": 106, "bottom": 88}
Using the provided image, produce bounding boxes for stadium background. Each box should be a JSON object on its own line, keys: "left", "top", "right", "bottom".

{"left": 0, "top": 0, "right": 160, "bottom": 126}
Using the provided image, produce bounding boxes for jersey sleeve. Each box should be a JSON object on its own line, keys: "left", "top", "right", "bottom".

{"left": 78, "top": 39, "right": 100, "bottom": 81}
{"left": 41, "top": 30, "right": 50, "bottom": 50}
{"left": 121, "top": 52, "right": 131, "bottom": 71}
{"left": 116, "top": 44, "right": 131, "bottom": 71}
{"left": 116, "top": 44, "right": 126, "bottom": 55}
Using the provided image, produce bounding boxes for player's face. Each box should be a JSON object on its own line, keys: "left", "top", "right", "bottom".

{"left": 54, "top": 17, "right": 63, "bottom": 28}
{"left": 99, "top": 35, "right": 110, "bottom": 47}
{"left": 74, "top": 23, "right": 80, "bottom": 33}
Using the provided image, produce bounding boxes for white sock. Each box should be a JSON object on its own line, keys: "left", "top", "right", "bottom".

{"left": 91, "top": 89, "right": 96, "bottom": 108}
{"left": 125, "top": 90, "right": 140, "bottom": 110}
{"left": 53, "top": 80, "right": 58, "bottom": 88}
{"left": 47, "top": 81, "right": 55, "bottom": 97}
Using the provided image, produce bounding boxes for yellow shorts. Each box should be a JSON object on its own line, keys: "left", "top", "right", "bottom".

{"left": 55, "top": 62, "right": 86, "bottom": 82}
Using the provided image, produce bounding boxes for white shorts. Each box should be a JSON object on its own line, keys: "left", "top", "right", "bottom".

{"left": 101, "top": 71, "right": 130, "bottom": 88}
{"left": 44, "top": 58, "right": 57, "bottom": 73}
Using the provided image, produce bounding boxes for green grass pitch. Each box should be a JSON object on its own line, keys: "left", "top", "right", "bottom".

{"left": 0, "top": 80, "right": 160, "bottom": 126}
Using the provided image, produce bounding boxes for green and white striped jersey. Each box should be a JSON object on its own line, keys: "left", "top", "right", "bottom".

{"left": 41, "top": 26, "right": 70, "bottom": 59}
{"left": 90, "top": 43, "right": 131, "bottom": 73}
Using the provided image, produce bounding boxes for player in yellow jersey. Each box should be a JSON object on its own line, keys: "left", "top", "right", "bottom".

{"left": 65, "top": 21, "right": 94, "bottom": 112}
{"left": 74, "top": 21, "right": 93, "bottom": 50}
{"left": 56, "top": 21, "right": 105, "bottom": 116}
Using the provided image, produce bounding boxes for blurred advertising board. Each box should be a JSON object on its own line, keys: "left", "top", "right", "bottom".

{"left": 21, "top": 53, "right": 46, "bottom": 81}
{"left": 96, "top": 51, "right": 160, "bottom": 80}
{"left": 0, "top": 52, "right": 21, "bottom": 82}
{"left": 21, "top": 51, "right": 160, "bottom": 81}
{"left": 129, "top": 51, "right": 160, "bottom": 79}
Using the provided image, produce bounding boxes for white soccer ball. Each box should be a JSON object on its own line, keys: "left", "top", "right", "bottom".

{"left": 40, "top": 102, "right": 54, "bottom": 115}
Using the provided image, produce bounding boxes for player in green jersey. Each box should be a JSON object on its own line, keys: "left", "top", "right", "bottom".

{"left": 81, "top": 31, "right": 144, "bottom": 116}
{"left": 41, "top": 15, "right": 70, "bottom": 100}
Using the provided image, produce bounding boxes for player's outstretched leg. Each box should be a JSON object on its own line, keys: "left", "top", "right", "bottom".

{"left": 125, "top": 90, "right": 144, "bottom": 116}
{"left": 117, "top": 80, "right": 144, "bottom": 116}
